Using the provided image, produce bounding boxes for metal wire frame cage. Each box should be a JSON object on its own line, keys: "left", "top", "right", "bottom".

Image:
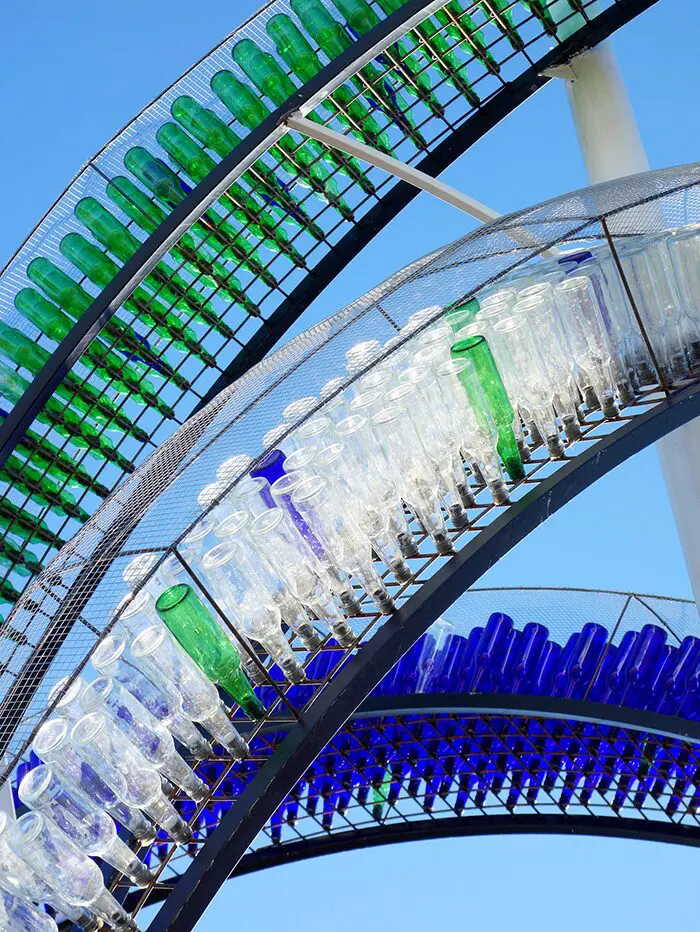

{"left": 90, "top": 585, "right": 700, "bottom": 915}
{"left": 5, "top": 164, "right": 700, "bottom": 929}
{"left": 0, "top": 0, "right": 656, "bottom": 623}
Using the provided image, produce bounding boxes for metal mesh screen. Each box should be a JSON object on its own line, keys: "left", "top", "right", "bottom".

{"left": 0, "top": 0, "right": 648, "bottom": 631}
{"left": 2, "top": 162, "right": 700, "bottom": 786}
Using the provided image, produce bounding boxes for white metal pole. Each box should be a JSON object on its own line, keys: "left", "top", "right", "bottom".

{"left": 284, "top": 113, "right": 557, "bottom": 256}
{"left": 557, "top": 26, "right": 700, "bottom": 607}
{"left": 285, "top": 113, "right": 502, "bottom": 223}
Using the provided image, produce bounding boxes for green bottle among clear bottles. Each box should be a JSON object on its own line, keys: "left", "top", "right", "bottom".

{"left": 450, "top": 335, "right": 525, "bottom": 481}
{"left": 155, "top": 583, "right": 266, "bottom": 720}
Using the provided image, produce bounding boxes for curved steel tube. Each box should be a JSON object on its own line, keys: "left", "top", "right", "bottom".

{"left": 148, "top": 377, "right": 700, "bottom": 932}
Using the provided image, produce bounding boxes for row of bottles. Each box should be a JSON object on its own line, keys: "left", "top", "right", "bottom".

{"left": 179, "top": 221, "right": 700, "bottom": 634}
{"left": 137, "top": 609, "right": 700, "bottom": 857}
{"left": 0, "top": 0, "right": 591, "bottom": 599}
{"left": 2, "top": 567, "right": 274, "bottom": 929}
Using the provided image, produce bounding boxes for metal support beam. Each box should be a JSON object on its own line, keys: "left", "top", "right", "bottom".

{"left": 284, "top": 113, "right": 501, "bottom": 224}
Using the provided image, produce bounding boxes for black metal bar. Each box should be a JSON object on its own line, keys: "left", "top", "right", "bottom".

{"left": 357, "top": 693, "right": 700, "bottom": 746}
{"left": 148, "top": 378, "right": 700, "bottom": 932}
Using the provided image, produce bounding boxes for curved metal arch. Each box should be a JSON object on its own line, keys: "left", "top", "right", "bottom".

{"left": 0, "top": 0, "right": 658, "bottom": 469}
{"left": 125, "top": 692, "right": 700, "bottom": 916}
{"left": 147, "top": 378, "right": 700, "bottom": 932}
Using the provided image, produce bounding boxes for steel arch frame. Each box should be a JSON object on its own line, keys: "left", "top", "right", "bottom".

{"left": 0, "top": 0, "right": 662, "bottom": 764}
{"left": 147, "top": 377, "right": 700, "bottom": 932}
{"left": 0, "top": 0, "right": 659, "bottom": 472}
{"left": 127, "top": 692, "right": 700, "bottom": 915}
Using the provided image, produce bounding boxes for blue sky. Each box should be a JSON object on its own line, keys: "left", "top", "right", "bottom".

{"left": 3, "top": 0, "right": 700, "bottom": 928}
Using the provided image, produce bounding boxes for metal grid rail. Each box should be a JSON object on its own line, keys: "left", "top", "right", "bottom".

{"left": 0, "top": 0, "right": 656, "bottom": 624}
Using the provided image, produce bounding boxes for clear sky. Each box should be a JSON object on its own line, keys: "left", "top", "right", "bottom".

{"left": 3, "top": 1, "right": 700, "bottom": 929}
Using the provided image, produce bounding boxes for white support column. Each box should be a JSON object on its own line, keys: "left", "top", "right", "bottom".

{"left": 557, "top": 29, "right": 700, "bottom": 607}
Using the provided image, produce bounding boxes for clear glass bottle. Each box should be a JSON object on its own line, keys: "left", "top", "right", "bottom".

{"left": 18, "top": 765, "right": 155, "bottom": 887}
{"left": 91, "top": 633, "right": 212, "bottom": 759}
{"left": 202, "top": 541, "right": 305, "bottom": 683}
{"left": 293, "top": 474, "right": 394, "bottom": 614}
{"left": 0, "top": 812, "right": 99, "bottom": 932}
{"left": 32, "top": 718, "right": 155, "bottom": 846}
{"left": 9, "top": 812, "right": 135, "bottom": 931}
{"left": 80, "top": 677, "right": 208, "bottom": 801}
{"left": 130, "top": 625, "right": 249, "bottom": 759}
{"left": 72, "top": 711, "right": 193, "bottom": 845}
{"left": 0, "top": 883, "right": 59, "bottom": 932}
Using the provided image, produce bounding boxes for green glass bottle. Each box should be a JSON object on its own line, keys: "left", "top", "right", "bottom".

{"left": 25, "top": 258, "right": 190, "bottom": 391}
{"left": 0, "top": 319, "right": 153, "bottom": 441}
{"left": 111, "top": 168, "right": 280, "bottom": 276}
{"left": 13, "top": 288, "right": 155, "bottom": 399}
{"left": 0, "top": 454, "right": 89, "bottom": 523}
{"left": 210, "top": 69, "right": 354, "bottom": 222}
{"left": 290, "top": 0, "right": 426, "bottom": 148}
{"left": 124, "top": 145, "right": 279, "bottom": 289}
{"left": 433, "top": 3, "right": 500, "bottom": 74}
{"left": 0, "top": 579, "right": 22, "bottom": 607}
{"left": 9, "top": 423, "right": 110, "bottom": 498}
{"left": 155, "top": 583, "right": 266, "bottom": 720}
{"left": 450, "top": 335, "right": 525, "bottom": 481}
{"left": 331, "top": 0, "right": 443, "bottom": 117}
{"left": 521, "top": 0, "right": 557, "bottom": 36}
{"left": 0, "top": 498, "right": 67, "bottom": 549}
{"left": 59, "top": 232, "right": 216, "bottom": 369}
{"left": 155, "top": 122, "right": 305, "bottom": 266}
{"left": 477, "top": 0, "right": 524, "bottom": 51}
{"left": 104, "top": 175, "right": 205, "bottom": 276}
{"left": 375, "top": 0, "right": 480, "bottom": 105}
{"left": 445, "top": 298, "right": 479, "bottom": 333}
{"left": 0, "top": 360, "right": 134, "bottom": 470}
{"left": 74, "top": 196, "right": 228, "bottom": 331}
{"left": 0, "top": 537, "right": 42, "bottom": 577}
{"left": 266, "top": 14, "right": 392, "bottom": 153}
{"left": 233, "top": 39, "right": 374, "bottom": 195}
{"left": 170, "top": 96, "right": 324, "bottom": 241}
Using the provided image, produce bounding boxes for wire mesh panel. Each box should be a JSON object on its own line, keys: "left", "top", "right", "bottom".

{"left": 3, "top": 165, "right": 700, "bottom": 930}
{"left": 17, "top": 587, "right": 700, "bottom": 922}
{"left": 0, "top": 0, "right": 654, "bottom": 624}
